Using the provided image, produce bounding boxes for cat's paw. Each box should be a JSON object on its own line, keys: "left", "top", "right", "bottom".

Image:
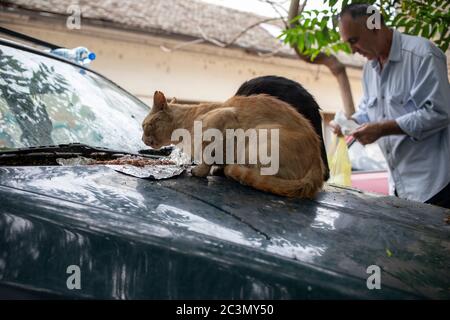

{"left": 191, "top": 164, "right": 210, "bottom": 177}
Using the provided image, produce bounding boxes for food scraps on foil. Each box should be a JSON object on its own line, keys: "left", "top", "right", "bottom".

{"left": 56, "top": 148, "right": 191, "bottom": 180}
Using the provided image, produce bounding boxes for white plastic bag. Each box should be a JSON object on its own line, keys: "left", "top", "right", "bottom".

{"left": 334, "top": 111, "right": 360, "bottom": 135}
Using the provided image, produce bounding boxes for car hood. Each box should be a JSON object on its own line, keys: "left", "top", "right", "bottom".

{"left": 0, "top": 165, "right": 449, "bottom": 299}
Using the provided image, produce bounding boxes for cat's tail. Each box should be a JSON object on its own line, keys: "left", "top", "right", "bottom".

{"left": 224, "top": 165, "right": 323, "bottom": 198}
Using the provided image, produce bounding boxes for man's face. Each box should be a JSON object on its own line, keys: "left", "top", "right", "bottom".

{"left": 338, "top": 14, "right": 379, "bottom": 60}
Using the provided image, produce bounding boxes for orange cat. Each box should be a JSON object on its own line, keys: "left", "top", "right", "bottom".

{"left": 142, "top": 91, "right": 324, "bottom": 198}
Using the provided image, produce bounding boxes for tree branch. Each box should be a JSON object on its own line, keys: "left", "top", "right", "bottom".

{"left": 288, "top": 0, "right": 307, "bottom": 26}
{"left": 197, "top": 26, "right": 227, "bottom": 47}
{"left": 257, "top": 46, "right": 284, "bottom": 57}
{"left": 160, "top": 17, "right": 286, "bottom": 52}
{"left": 224, "top": 17, "right": 285, "bottom": 48}
{"left": 160, "top": 38, "right": 205, "bottom": 53}
{"left": 255, "top": 0, "right": 290, "bottom": 27}
{"left": 287, "top": 0, "right": 355, "bottom": 117}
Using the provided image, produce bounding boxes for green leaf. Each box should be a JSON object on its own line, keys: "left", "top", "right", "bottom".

{"left": 395, "top": 16, "right": 407, "bottom": 27}
{"left": 316, "top": 31, "right": 325, "bottom": 47}
{"left": 322, "top": 27, "right": 330, "bottom": 41}
{"left": 438, "top": 23, "right": 445, "bottom": 36}
{"left": 298, "top": 33, "right": 305, "bottom": 52}
{"left": 342, "top": 0, "right": 350, "bottom": 9}
{"left": 405, "top": 19, "right": 415, "bottom": 33}
{"left": 304, "top": 31, "right": 310, "bottom": 49}
{"left": 307, "top": 32, "right": 316, "bottom": 48}
{"left": 310, "top": 50, "right": 320, "bottom": 61}
{"left": 386, "top": 249, "right": 393, "bottom": 257}
{"left": 412, "top": 21, "right": 422, "bottom": 35}
{"left": 339, "top": 42, "right": 352, "bottom": 54}
{"left": 283, "top": 32, "right": 291, "bottom": 43}
{"left": 430, "top": 25, "right": 438, "bottom": 38}
{"left": 277, "top": 30, "right": 286, "bottom": 40}
{"left": 291, "top": 15, "right": 302, "bottom": 23}
{"left": 320, "top": 16, "right": 329, "bottom": 29}
{"left": 303, "top": 18, "right": 310, "bottom": 28}
{"left": 421, "top": 24, "right": 430, "bottom": 38}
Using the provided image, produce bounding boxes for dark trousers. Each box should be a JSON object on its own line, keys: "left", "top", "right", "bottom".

{"left": 425, "top": 182, "right": 450, "bottom": 209}
{"left": 394, "top": 182, "right": 450, "bottom": 209}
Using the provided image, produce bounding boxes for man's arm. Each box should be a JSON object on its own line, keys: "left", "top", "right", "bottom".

{"left": 395, "top": 51, "right": 450, "bottom": 141}
{"left": 351, "top": 120, "right": 404, "bottom": 145}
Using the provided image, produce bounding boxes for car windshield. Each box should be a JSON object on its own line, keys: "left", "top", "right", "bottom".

{"left": 348, "top": 139, "right": 388, "bottom": 171}
{"left": 0, "top": 43, "right": 149, "bottom": 153}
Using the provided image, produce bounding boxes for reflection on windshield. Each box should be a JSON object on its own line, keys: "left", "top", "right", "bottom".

{"left": 0, "top": 50, "right": 61, "bottom": 146}
{"left": 0, "top": 45, "right": 150, "bottom": 153}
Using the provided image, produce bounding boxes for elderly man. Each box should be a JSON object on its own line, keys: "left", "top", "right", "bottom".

{"left": 330, "top": 4, "right": 450, "bottom": 208}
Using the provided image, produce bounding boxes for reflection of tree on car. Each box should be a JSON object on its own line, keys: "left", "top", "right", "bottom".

{"left": 0, "top": 49, "right": 70, "bottom": 146}
{"left": 0, "top": 45, "right": 148, "bottom": 153}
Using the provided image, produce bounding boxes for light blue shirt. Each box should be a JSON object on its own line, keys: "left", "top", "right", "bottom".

{"left": 352, "top": 29, "right": 450, "bottom": 202}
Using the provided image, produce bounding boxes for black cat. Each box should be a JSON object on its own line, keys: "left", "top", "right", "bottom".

{"left": 236, "top": 75, "right": 330, "bottom": 181}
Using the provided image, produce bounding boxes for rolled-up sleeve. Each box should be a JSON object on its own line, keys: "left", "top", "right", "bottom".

{"left": 396, "top": 52, "right": 450, "bottom": 141}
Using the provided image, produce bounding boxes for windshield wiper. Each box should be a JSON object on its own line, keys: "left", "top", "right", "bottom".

{"left": 138, "top": 146, "right": 173, "bottom": 157}
{"left": 0, "top": 143, "right": 165, "bottom": 166}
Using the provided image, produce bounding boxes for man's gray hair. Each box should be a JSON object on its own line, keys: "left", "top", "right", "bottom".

{"left": 338, "top": 3, "right": 385, "bottom": 25}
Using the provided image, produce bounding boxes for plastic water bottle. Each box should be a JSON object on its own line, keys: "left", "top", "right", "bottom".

{"left": 50, "top": 47, "right": 96, "bottom": 65}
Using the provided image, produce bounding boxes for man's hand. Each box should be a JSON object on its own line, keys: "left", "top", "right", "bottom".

{"left": 351, "top": 120, "right": 404, "bottom": 145}
{"left": 329, "top": 120, "right": 343, "bottom": 136}
{"left": 351, "top": 123, "right": 382, "bottom": 145}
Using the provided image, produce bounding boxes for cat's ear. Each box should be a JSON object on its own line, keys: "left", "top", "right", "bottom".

{"left": 153, "top": 91, "right": 168, "bottom": 112}
{"left": 169, "top": 97, "right": 177, "bottom": 104}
